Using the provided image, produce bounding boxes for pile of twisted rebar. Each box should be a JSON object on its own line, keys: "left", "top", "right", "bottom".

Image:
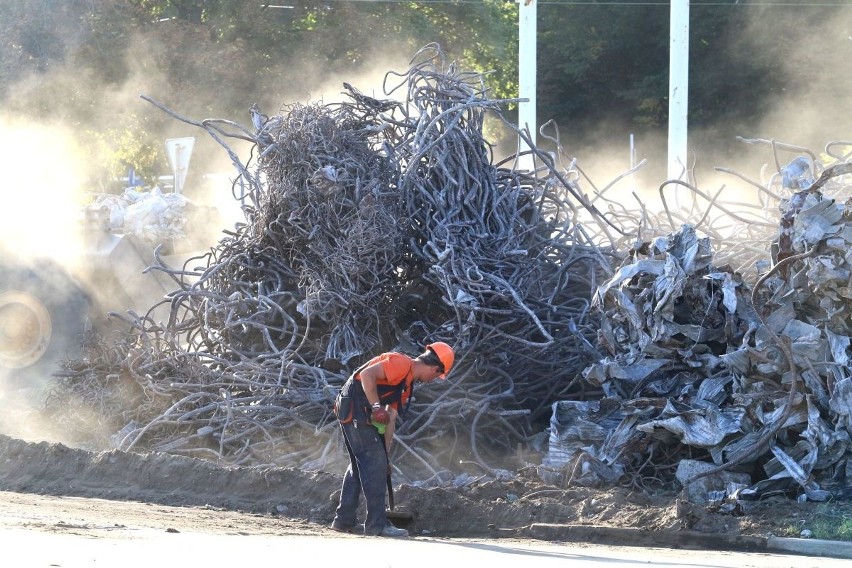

{"left": 51, "top": 45, "right": 617, "bottom": 480}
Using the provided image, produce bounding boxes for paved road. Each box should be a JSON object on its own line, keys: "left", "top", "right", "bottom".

{"left": 5, "top": 525, "right": 847, "bottom": 568}
{"left": 0, "top": 491, "right": 846, "bottom": 568}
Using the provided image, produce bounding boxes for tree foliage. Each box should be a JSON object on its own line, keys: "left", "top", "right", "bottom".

{"left": 2, "top": 1, "right": 848, "bottom": 182}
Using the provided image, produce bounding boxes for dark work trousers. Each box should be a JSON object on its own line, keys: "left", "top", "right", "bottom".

{"left": 333, "top": 419, "right": 389, "bottom": 535}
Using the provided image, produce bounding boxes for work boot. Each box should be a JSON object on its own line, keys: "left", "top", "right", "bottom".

{"left": 377, "top": 524, "right": 409, "bottom": 538}
{"left": 330, "top": 521, "right": 364, "bottom": 534}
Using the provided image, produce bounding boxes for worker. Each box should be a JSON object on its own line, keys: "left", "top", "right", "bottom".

{"left": 330, "top": 341, "right": 455, "bottom": 537}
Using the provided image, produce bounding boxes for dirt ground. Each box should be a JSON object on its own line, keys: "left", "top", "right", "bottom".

{"left": 1, "top": 434, "right": 850, "bottom": 542}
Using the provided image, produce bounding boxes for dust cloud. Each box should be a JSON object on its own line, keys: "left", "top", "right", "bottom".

{"left": 0, "top": 118, "right": 94, "bottom": 443}
{"left": 552, "top": 4, "right": 852, "bottom": 217}
{"left": 0, "top": 28, "right": 224, "bottom": 445}
{"left": 0, "top": 11, "right": 419, "bottom": 447}
{"left": 0, "top": 120, "right": 90, "bottom": 261}
{"left": 3, "top": 3, "right": 849, "bottom": 448}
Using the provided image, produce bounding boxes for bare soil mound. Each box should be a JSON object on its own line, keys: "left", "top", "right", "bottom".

{"left": 2, "top": 434, "right": 849, "bottom": 541}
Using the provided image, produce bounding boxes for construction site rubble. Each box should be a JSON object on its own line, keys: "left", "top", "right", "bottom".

{"left": 48, "top": 45, "right": 852, "bottom": 502}
{"left": 84, "top": 188, "right": 190, "bottom": 243}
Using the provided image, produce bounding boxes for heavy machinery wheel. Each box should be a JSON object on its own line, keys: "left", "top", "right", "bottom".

{"left": 0, "top": 259, "right": 91, "bottom": 391}
{"left": 0, "top": 290, "right": 53, "bottom": 370}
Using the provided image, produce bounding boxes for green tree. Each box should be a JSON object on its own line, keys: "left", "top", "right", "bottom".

{"left": 538, "top": 2, "right": 670, "bottom": 133}
{"left": 6, "top": 0, "right": 846, "bottom": 183}
{"left": 280, "top": 1, "right": 516, "bottom": 97}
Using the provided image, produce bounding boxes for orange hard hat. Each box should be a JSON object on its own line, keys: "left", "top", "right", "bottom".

{"left": 426, "top": 341, "right": 454, "bottom": 379}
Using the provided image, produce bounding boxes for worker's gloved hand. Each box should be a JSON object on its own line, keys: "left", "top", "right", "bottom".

{"left": 371, "top": 406, "right": 390, "bottom": 425}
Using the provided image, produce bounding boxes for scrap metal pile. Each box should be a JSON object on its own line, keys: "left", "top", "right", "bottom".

{"left": 51, "top": 45, "right": 617, "bottom": 480}
{"left": 50, "top": 44, "right": 852, "bottom": 498}
{"left": 545, "top": 158, "right": 852, "bottom": 501}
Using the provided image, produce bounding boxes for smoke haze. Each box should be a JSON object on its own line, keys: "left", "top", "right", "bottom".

{"left": 1, "top": 2, "right": 850, "bottom": 446}
{"left": 0, "top": 119, "right": 89, "bottom": 261}
{"left": 552, "top": 4, "right": 852, "bottom": 212}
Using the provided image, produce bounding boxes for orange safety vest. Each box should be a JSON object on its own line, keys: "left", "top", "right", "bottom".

{"left": 354, "top": 352, "right": 415, "bottom": 412}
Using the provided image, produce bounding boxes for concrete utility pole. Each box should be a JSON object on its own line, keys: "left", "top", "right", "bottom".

{"left": 518, "top": 0, "right": 537, "bottom": 153}
{"left": 668, "top": 0, "right": 690, "bottom": 181}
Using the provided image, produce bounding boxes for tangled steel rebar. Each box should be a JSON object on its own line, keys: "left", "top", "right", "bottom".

{"left": 50, "top": 45, "right": 615, "bottom": 480}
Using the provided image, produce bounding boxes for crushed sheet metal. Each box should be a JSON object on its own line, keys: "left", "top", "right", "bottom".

{"left": 543, "top": 165, "right": 852, "bottom": 503}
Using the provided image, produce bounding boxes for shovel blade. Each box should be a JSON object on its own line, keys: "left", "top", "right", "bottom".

{"left": 386, "top": 508, "right": 414, "bottom": 528}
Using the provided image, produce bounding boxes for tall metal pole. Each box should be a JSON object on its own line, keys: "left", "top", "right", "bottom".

{"left": 668, "top": 0, "right": 689, "bottom": 181}
{"left": 518, "top": 0, "right": 537, "bottom": 154}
